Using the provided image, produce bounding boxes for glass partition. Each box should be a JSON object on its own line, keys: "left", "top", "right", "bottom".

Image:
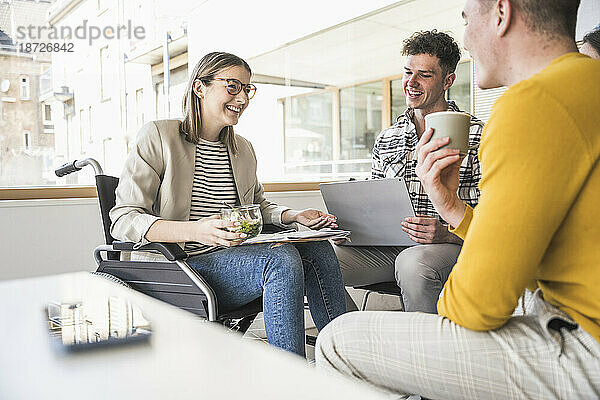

{"left": 283, "top": 92, "right": 333, "bottom": 177}
{"left": 339, "top": 81, "right": 382, "bottom": 175}
{"left": 390, "top": 78, "right": 407, "bottom": 124}
{"left": 448, "top": 60, "right": 472, "bottom": 113}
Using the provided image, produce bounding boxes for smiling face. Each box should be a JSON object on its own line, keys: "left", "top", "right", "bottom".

{"left": 195, "top": 65, "right": 251, "bottom": 132}
{"left": 402, "top": 53, "right": 453, "bottom": 114}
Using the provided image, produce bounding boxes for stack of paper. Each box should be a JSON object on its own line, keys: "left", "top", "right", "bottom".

{"left": 241, "top": 228, "right": 351, "bottom": 245}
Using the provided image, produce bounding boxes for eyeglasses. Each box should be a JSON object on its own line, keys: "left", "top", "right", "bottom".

{"left": 201, "top": 77, "right": 257, "bottom": 99}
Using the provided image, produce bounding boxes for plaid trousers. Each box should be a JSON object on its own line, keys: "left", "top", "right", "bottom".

{"left": 315, "top": 290, "right": 600, "bottom": 399}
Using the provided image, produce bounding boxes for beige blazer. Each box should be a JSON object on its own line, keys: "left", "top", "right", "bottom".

{"left": 110, "top": 119, "right": 290, "bottom": 248}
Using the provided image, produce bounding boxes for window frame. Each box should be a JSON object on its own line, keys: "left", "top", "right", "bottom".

{"left": 20, "top": 75, "right": 31, "bottom": 101}
{"left": 99, "top": 46, "right": 111, "bottom": 102}
{"left": 23, "top": 130, "right": 31, "bottom": 148}
{"left": 42, "top": 103, "right": 52, "bottom": 124}
{"left": 0, "top": 182, "right": 323, "bottom": 201}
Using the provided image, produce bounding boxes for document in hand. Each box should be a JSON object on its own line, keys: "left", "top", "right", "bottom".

{"left": 241, "top": 228, "right": 351, "bottom": 245}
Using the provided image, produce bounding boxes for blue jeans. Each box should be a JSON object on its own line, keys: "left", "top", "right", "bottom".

{"left": 186, "top": 241, "right": 346, "bottom": 356}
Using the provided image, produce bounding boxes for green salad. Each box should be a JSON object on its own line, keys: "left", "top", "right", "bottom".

{"left": 226, "top": 210, "right": 262, "bottom": 239}
{"left": 235, "top": 220, "right": 261, "bottom": 237}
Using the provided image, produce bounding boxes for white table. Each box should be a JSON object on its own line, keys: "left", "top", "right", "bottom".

{"left": 0, "top": 272, "right": 387, "bottom": 400}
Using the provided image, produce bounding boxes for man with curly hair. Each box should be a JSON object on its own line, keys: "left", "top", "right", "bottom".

{"left": 334, "top": 30, "right": 484, "bottom": 314}
{"left": 318, "top": 0, "right": 600, "bottom": 398}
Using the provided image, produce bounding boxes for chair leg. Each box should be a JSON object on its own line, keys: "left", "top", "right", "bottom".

{"left": 360, "top": 290, "right": 374, "bottom": 311}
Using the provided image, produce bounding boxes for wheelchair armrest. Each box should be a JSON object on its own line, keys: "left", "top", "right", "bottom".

{"left": 112, "top": 241, "right": 187, "bottom": 261}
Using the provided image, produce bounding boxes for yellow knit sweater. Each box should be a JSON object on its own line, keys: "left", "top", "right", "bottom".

{"left": 438, "top": 53, "right": 600, "bottom": 343}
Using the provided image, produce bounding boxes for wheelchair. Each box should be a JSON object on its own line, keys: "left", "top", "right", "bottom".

{"left": 55, "top": 158, "right": 274, "bottom": 333}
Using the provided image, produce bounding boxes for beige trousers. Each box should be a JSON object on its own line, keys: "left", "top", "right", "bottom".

{"left": 315, "top": 290, "right": 600, "bottom": 399}
{"left": 334, "top": 244, "right": 461, "bottom": 313}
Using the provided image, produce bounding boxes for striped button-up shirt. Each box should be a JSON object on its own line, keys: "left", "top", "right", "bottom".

{"left": 372, "top": 101, "right": 483, "bottom": 221}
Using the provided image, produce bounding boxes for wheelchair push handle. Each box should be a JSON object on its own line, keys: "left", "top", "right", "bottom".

{"left": 55, "top": 158, "right": 104, "bottom": 177}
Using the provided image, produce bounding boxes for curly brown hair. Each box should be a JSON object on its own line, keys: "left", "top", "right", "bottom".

{"left": 402, "top": 30, "right": 461, "bottom": 76}
{"left": 583, "top": 29, "right": 600, "bottom": 56}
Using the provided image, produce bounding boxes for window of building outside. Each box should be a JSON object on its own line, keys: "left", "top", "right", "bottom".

{"left": 448, "top": 60, "right": 472, "bottom": 113}
{"left": 135, "top": 88, "right": 144, "bottom": 129}
{"left": 283, "top": 91, "right": 334, "bottom": 178}
{"left": 78, "top": 109, "right": 86, "bottom": 153}
{"left": 23, "top": 130, "right": 31, "bottom": 148}
{"left": 100, "top": 46, "right": 111, "bottom": 102}
{"left": 339, "top": 81, "right": 382, "bottom": 176}
{"left": 390, "top": 78, "right": 408, "bottom": 123}
{"left": 20, "top": 76, "right": 30, "bottom": 100}
{"left": 155, "top": 82, "right": 165, "bottom": 120}
{"left": 43, "top": 104, "right": 51, "bottom": 122}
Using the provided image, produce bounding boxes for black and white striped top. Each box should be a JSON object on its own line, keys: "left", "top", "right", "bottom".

{"left": 185, "top": 138, "right": 238, "bottom": 255}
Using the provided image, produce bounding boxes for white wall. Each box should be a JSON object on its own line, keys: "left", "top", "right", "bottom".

{"left": 0, "top": 198, "right": 104, "bottom": 281}
{"left": 0, "top": 191, "right": 325, "bottom": 281}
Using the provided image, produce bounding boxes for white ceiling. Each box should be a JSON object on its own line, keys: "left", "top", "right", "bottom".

{"left": 248, "top": 0, "right": 468, "bottom": 88}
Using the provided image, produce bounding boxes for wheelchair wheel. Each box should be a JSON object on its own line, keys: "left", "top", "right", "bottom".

{"left": 91, "top": 271, "right": 131, "bottom": 288}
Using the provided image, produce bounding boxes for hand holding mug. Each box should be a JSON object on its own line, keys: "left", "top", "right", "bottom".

{"left": 415, "top": 127, "right": 465, "bottom": 228}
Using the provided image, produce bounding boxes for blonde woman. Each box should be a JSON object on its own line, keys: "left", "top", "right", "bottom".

{"left": 110, "top": 52, "right": 346, "bottom": 356}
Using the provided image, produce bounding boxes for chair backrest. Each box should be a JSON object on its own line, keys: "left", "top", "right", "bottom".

{"left": 95, "top": 174, "right": 119, "bottom": 249}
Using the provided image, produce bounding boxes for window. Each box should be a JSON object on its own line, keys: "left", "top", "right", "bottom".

{"left": 339, "top": 81, "right": 382, "bottom": 175}
{"left": 20, "top": 76, "right": 30, "bottom": 100}
{"left": 42, "top": 103, "right": 54, "bottom": 134}
{"left": 100, "top": 46, "right": 111, "bottom": 101}
{"left": 390, "top": 79, "right": 407, "bottom": 123}
{"left": 2, "top": 0, "right": 500, "bottom": 193}
{"left": 43, "top": 104, "right": 52, "bottom": 122}
{"left": 88, "top": 106, "right": 92, "bottom": 143}
{"left": 79, "top": 109, "right": 89, "bottom": 153}
{"left": 448, "top": 60, "right": 472, "bottom": 113}
{"left": 155, "top": 82, "right": 165, "bottom": 119}
{"left": 23, "top": 130, "right": 31, "bottom": 148}
{"left": 135, "top": 88, "right": 144, "bottom": 129}
{"left": 284, "top": 92, "right": 333, "bottom": 178}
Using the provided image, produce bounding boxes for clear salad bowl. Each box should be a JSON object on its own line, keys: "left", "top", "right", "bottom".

{"left": 220, "top": 204, "right": 263, "bottom": 241}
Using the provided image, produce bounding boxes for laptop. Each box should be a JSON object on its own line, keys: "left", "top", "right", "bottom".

{"left": 319, "top": 178, "right": 416, "bottom": 246}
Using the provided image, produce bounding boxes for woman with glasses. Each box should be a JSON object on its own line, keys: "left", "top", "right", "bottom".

{"left": 110, "top": 51, "right": 346, "bottom": 356}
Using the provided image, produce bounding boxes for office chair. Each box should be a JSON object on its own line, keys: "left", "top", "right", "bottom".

{"left": 353, "top": 282, "right": 403, "bottom": 311}
{"left": 55, "top": 158, "right": 266, "bottom": 332}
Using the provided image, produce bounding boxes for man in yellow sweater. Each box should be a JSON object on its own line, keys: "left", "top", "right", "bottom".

{"left": 315, "top": 0, "right": 600, "bottom": 398}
